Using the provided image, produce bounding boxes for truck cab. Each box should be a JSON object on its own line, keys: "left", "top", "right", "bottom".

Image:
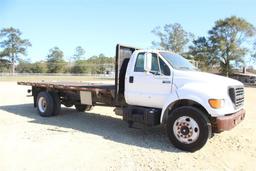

{"left": 121, "top": 46, "right": 245, "bottom": 151}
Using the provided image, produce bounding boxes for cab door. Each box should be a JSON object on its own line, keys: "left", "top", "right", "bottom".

{"left": 125, "top": 52, "right": 172, "bottom": 108}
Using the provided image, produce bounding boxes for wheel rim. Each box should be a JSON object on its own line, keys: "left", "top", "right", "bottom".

{"left": 173, "top": 116, "right": 200, "bottom": 144}
{"left": 38, "top": 96, "right": 47, "bottom": 113}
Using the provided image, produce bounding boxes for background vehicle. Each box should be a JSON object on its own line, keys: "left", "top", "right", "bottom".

{"left": 18, "top": 44, "right": 245, "bottom": 152}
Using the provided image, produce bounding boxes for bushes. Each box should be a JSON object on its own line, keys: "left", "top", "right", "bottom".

{"left": 14, "top": 55, "right": 115, "bottom": 74}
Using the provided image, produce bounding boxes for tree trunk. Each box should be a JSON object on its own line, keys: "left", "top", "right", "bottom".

{"left": 11, "top": 54, "right": 15, "bottom": 75}
{"left": 226, "top": 63, "right": 229, "bottom": 77}
{"left": 12, "top": 63, "right": 15, "bottom": 75}
{"left": 226, "top": 49, "right": 229, "bottom": 77}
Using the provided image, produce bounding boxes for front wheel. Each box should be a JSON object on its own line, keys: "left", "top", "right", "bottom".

{"left": 166, "top": 106, "right": 212, "bottom": 152}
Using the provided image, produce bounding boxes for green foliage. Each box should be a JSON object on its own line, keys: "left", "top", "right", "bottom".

{"left": 15, "top": 60, "right": 47, "bottom": 73}
{"left": 152, "top": 23, "right": 191, "bottom": 53}
{"left": 0, "top": 50, "right": 11, "bottom": 72}
{"left": 0, "top": 59, "right": 11, "bottom": 72}
{"left": 16, "top": 59, "right": 32, "bottom": 73}
{"left": 187, "top": 16, "right": 255, "bottom": 74}
{"left": 187, "top": 37, "right": 217, "bottom": 71}
{"left": 86, "top": 54, "right": 114, "bottom": 74}
{"left": 71, "top": 54, "right": 114, "bottom": 74}
{"left": 208, "top": 16, "right": 255, "bottom": 76}
{"left": 0, "top": 27, "right": 31, "bottom": 73}
{"left": 70, "top": 46, "right": 87, "bottom": 73}
{"left": 71, "top": 60, "right": 88, "bottom": 73}
{"left": 13, "top": 52, "right": 115, "bottom": 74}
{"left": 73, "top": 46, "right": 85, "bottom": 61}
{"left": 251, "top": 41, "right": 256, "bottom": 64}
{"left": 31, "top": 61, "right": 47, "bottom": 73}
{"left": 46, "top": 47, "right": 66, "bottom": 73}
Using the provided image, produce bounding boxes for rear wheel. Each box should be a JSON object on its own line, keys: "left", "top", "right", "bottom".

{"left": 37, "top": 91, "right": 55, "bottom": 117}
{"left": 166, "top": 106, "right": 211, "bottom": 152}
{"left": 75, "top": 104, "right": 93, "bottom": 112}
{"left": 50, "top": 92, "right": 61, "bottom": 115}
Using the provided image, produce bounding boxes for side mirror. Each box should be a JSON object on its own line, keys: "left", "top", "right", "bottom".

{"left": 144, "top": 53, "right": 152, "bottom": 72}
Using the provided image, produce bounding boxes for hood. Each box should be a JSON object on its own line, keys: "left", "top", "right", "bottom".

{"left": 173, "top": 70, "right": 243, "bottom": 88}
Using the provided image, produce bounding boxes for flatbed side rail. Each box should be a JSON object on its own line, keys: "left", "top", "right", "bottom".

{"left": 17, "top": 81, "right": 114, "bottom": 93}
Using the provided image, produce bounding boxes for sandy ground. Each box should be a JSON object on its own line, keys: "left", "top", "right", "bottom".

{"left": 0, "top": 81, "right": 255, "bottom": 171}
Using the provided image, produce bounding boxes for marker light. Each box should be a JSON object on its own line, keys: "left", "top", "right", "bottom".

{"left": 208, "top": 99, "right": 224, "bottom": 109}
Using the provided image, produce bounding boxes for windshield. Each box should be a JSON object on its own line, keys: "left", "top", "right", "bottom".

{"left": 159, "top": 52, "right": 197, "bottom": 71}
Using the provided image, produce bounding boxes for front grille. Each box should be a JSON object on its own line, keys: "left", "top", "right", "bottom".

{"left": 228, "top": 86, "right": 244, "bottom": 109}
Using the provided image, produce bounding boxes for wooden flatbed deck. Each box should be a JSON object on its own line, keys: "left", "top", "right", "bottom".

{"left": 17, "top": 81, "right": 115, "bottom": 92}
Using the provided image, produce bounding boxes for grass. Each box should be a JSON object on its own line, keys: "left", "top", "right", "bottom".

{"left": 0, "top": 75, "right": 114, "bottom": 82}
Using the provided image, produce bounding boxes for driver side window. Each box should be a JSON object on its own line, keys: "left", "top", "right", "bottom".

{"left": 159, "top": 57, "right": 170, "bottom": 76}
{"left": 151, "top": 53, "right": 170, "bottom": 76}
{"left": 151, "top": 54, "right": 160, "bottom": 72}
{"left": 134, "top": 52, "right": 170, "bottom": 76}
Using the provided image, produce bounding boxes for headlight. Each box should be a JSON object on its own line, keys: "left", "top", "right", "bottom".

{"left": 208, "top": 99, "right": 225, "bottom": 109}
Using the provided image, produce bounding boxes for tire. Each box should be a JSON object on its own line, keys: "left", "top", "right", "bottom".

{"left": 166, "top": 106, "right": 212, "bottom": 152}
{"left": 36, "top": 91, "right": 55, "bottom": 117}
{"left": 50, "top": 92, "right": 61, "bottom": 115}
{"left": 75, "top": 104, "right": 93, "bottom": 112}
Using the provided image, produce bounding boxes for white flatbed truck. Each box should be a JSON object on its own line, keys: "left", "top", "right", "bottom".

{"left": 18, "top": 44, "right": 245, "bottom": 152}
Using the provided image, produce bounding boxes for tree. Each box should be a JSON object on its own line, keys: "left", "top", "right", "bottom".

{"left": 16, "top": 59, "right": 32, "bottom": 73}
{"left": 71, "top": 60, "right": 88, "bottom": 73}
{"left": 97, "top": 53, "right": 107, "bottom": 74}
{"left": 0, "top": 51, "right": 11, "bottom": 72}
{"left": 86, "top": 54, "right": 114, "bottom": 74}
{"left": 31, "top": 61, "right": 47, "bottom": 73}
{"left": 251, "top": 41, "right": 256, "bottom": 65}
{"left": 70, "top": 46, "right": 87, "bottom": 73}
{"left": 188, "top": 37, "right": 217, "bottom": 71}
{"left": 46, "top": 47, "right": 66, "bottom": 73}
{"left": 73, "top": 46, "right": 85, "bottom": 61}
{"left": 152, "top": 23, "right": 191, "bottom": 53}
{"left": 0, "top": 27, "right": 31, "bottom": 73}
{"left": 208, "top": 16, "right": 255, "bottom": 76}
{"left": 0, "top": 58, "right": 11, "bottom": 72}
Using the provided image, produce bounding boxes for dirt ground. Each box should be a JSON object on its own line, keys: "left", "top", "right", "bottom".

{"left": 0, "top": 81, "right": 255, "bottom": 171}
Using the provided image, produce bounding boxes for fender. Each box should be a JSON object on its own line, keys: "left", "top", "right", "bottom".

{"left": 160, "top": 83, "right": 224, "bottom": 123}
{"left": 160, "top": 91, "right": 179, "bottom": 123}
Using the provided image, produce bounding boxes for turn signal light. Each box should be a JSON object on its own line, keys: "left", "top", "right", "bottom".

{"left": 208, "top": 99, "right": 224, "bottom": 109}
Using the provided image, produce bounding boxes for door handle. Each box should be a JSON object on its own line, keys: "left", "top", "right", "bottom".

{"left": 162, "top": 80, "right": 171, "bottom": 84}
{"left": 129, "top": 76, "right": 134, "bottom": 83}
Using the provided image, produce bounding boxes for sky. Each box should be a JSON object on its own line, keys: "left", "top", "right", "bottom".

{"left": 0, "top": 0, "right": 255, "bottom": 62}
